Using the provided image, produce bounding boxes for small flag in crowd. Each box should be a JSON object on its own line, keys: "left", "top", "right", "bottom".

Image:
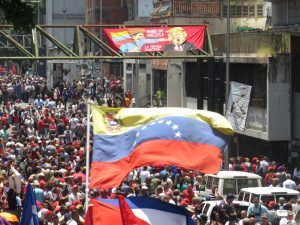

{"left": 11, "top": 65, "right": 16, "bottom": 75}
{"left": 90, "top": 106, "right": 233, "bottom": 189}
{"left": 0, "top": 138, "right": 5, "bottom": 157}
{"left": 20, "top": 184, "right": 39, "bottom": 225}
{"left": 91, "top": 196, "right": 196, "bottom": 225}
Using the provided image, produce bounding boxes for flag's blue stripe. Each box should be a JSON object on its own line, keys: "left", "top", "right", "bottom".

{"left": 93, "top": 116, "right": 228, "bottom": 162}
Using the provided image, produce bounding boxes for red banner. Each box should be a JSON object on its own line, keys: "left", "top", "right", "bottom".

{"left": 103, "top": 25, "right": 206, "bottom": 53}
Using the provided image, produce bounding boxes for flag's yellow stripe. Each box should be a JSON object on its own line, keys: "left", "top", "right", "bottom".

{"left": 110, "top": 31, "right": 130, "bottom": 37}
{"left": 92, "top": 106, "right": 234, "bottom": 136}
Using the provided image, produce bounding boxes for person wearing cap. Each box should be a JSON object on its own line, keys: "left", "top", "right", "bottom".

{"left": 279, "top": 210, "right": 296, "bottom": 225}
{"left": 219, "top": 193, "right": 235, "bottom": 224}
{"left": 259, "top": 213, "right": 272, "bottom": 225}
{"left": 247, "top": 196, "right": 270, "bottom": 223}
{"left": 68, "top": 185, "right": 83, "bottom": 204}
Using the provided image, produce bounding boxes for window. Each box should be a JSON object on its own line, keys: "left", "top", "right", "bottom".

{"left": 236, "top": 6, "right": 242, "bottom": 17}
{"left": 212, "top": 178, "right": 219, "bottom": 188}
{"left": 223, "top": 4, "right": 260, "bottom": 18}
{"left": 223, "top": 179, "right": 237, "bottom": 195}
{"left": 260, "top": 195, "right": 274, "bottom": 205}
{"left": 257, "top": 5, "right": 263, "bottom": 17}
{"left": 238, "top": 192, "right": 244, "bottom": 201}
{"left": 250, "top": 194, "right": 259, "bottom": 202}
{"left": 249, "top": 6, "right": 255, "bottom": 16}
{"left": 237, "top": 179, "right": 259, "bottom": 193}
{"left": 244, "top": 193, "right": 250, "bottom": 202}
{"left": 206, "top": 176, "right": 213, "bottom": 189}
{"left": 204, "top": 204, "right": 210, "bottom": 214}
{"left": 275, "top": 195, "right": 299, "bottom": 202}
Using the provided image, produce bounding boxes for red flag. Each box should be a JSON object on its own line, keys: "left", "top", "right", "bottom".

{"left": 11, "top": 64, "right": 16, "bottom": 75}
{"left": 84, "top": 205, "right": 94, "bottom": 225}
{"left": 0, "top": 65, "right": 4, "bottom": 73}
{"left": 118, "top": 195, "right": 150, "bottom": 225}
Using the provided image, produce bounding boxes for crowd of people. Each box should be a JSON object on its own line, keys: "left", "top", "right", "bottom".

{"left": 0, "top": 72, "right": 298, "bottom": 225}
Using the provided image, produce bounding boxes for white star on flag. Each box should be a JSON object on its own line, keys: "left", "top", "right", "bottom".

{"left": 150, "top": 122, "right": 156, "bottom": 126}
{"left": 136, "top": 132, "right": 140, "bottom": 137}
{"left": 172, "top": 124, "right": 179, "bottom": 130}
{"left": 158, "top": 120, "right": 164, "bottom": 124}
{"left": 175, "top": 131, "right": 182, "bottom": 138}
{"left": 165, "top": 120, "right": 172, "bottom": 126}
{"left": 142, "top": 126, "right": 147, "bottom": 130}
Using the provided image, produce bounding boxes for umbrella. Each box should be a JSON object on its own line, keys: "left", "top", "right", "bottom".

{"left": 0, "top": 212, "right": 19, "bottom": 222}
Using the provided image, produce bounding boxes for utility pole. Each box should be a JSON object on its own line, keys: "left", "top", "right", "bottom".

{"left": 224, "top": 0, "right": 231, "bottom": 170}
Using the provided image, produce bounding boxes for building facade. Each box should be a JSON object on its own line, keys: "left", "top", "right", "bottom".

{"left": 45, "top": 0, "right": 86, "bottom": 88}
{"left": 267, "top": 0, "right": 300, "bottom": 166}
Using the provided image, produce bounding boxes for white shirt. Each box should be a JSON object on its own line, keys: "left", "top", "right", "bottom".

{"left": 279, "top": 217, "right": 296, "bottom": 225}
{"left": 140, "top": 170, "right": 150, "bottom": 184}
{"left": 283, "top": 179, "right": 297, "bottom": 190}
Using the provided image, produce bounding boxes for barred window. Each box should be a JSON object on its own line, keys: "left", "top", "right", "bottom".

{"left": 223, "top": 4, "right": 263, "bottom": 18}
{"left": 257, "top": 5, "right": 263, "bottom": 17}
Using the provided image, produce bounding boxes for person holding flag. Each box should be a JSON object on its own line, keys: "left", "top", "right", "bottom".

{"left": 20, "top": 184, "right": 39, "bottom": 225}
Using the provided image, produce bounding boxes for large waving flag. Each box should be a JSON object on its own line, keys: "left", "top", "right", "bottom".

{"left": 91, "top": 196, "right": 196, "bottom": 225}
{"left": 90, "top": 106, "right": 233, "bottom": 188}
{"left": 20, "top": 184, "right": 39, "bottom": 225}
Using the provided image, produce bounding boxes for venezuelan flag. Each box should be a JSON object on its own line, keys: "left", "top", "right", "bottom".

{"left": 90, "top": 106, "right": 234, "bottom": 189}
{"left": 110, "top": 30, "right": 131, "bottom": 42}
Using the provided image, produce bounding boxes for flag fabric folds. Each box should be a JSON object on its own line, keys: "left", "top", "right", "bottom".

{"left": 90, "top": 106, "right": 234, "bottom": 189}
{"left": 20, "top": 184, "right": 39, "bottom": 225}
{"left": 118, "top": 195, "right": 150, "bottom": 225}
{"left": 84, "top": 205, "right": 94, "bottom": 225}
{"left": 91, "top": 196, "right": 196, "bottom": 225}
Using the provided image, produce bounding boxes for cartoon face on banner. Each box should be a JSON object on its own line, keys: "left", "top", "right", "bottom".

{"left": 103, "top": 25, "right": 206, "bottom": 53}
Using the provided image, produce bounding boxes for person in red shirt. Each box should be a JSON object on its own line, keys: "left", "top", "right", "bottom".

{"left": 37, "top": 116, "right": 45, "bottom": 138}
{"left": 1, "top": 112, "right": 9, "bottom": 126}
{"left": 12, "top": 112, "right": 20, "bottom": 129}
{"left": 183, "top": 182, "right": 195, "bottom": 203}
{"left": 49, "top": 120, "right": 57, "bottom": 137}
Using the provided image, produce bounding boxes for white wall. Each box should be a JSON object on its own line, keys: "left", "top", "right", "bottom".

{"left": 267, "top": 56, "right": 291, "bottom": 141}
{"left": 167, "top": 59, "right": 182, "bottom": 107}
{"left": 46, "top": 0, "right": 85, "bottom": 47}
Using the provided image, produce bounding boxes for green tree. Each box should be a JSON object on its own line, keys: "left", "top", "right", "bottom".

{"left": 0, "top": 0, "right": 35, "bottom": 32}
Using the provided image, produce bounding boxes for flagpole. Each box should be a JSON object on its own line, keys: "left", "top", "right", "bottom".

{"left": 85, "top": 98, "right": 92, "bottom": 212}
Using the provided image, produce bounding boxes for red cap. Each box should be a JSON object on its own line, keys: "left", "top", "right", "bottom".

{"left": 54, "top": 206, "right": 61, "bottom": 213}
{"left": 72, "top": 185, "right": 78, "bottom": 190}
{"left": 45, "top": 210, "right": 53, "bottom": 217}
{"left": 69, "top": 205, "right": 76, "bottom": 211}
{"left": 72, "top": 200, "right": 81, "bottom": 206}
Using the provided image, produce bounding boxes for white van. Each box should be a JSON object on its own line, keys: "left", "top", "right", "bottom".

{"left": 200, "top": 171, "right": 262, "bottom": 199}
{"left": 238, "top": 187, "right": 300, "bottom": 205}
{"left": 199, "top": 200, "right": 250, "bottom": 223}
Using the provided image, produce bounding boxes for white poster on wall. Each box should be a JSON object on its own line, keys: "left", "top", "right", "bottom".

{"left": 226, "top": 81, "right": 252, "bottom": 132}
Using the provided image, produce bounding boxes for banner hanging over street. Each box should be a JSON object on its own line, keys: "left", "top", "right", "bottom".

{"left": 103, "top": 25, "right": 206, "bottom": 53}
{"left": 226, "top": 81, "right": 252, "bottom": 132}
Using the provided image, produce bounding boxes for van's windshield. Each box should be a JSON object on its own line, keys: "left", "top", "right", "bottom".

{"left": 223, "top": 179, "right": 259, "bottom": 195}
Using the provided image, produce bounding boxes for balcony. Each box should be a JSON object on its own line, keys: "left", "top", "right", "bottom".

{"left": 151, "top": 0, "right": 221, "bottom": 19}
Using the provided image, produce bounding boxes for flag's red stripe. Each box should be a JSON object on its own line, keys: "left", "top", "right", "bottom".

{"left": 90, "top": 140, "right": 222, "bottom": 189}
{"left": 91, "top": 198, "right": 123, "bottom": 225}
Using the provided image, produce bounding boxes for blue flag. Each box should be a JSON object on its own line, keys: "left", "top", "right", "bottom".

{"left": 20, "top": 184, "right": 39, "bottom": 225}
